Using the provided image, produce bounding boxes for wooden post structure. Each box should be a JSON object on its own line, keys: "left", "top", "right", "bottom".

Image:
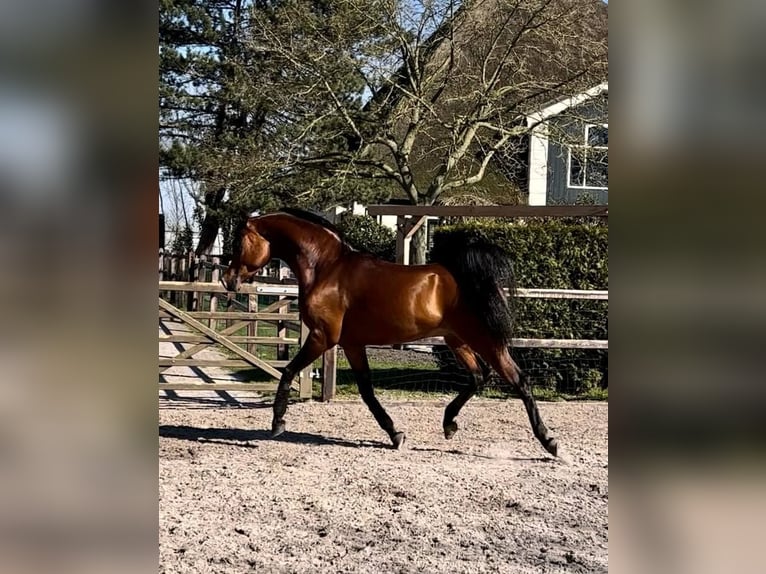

{"left": 395, "top": 215, "right": 427, "bottom": 265}
{"left": 321, "top": 347, "right": 337, "bottom": 402}
{"left": 169, "top": 256, "right": 178, "bottom": 306}
{"left": 188, "top": 253, "right": 201, "bottom": 312}
{"left": 298, "top": 321, "right": 313, "bottom": 399}
{"left": 277, "top": 296, "right": 288, "bottom": 361}
{"left": 181, "top": 256, "right": 190, "bottom": 308}
{"left": 248, "top": 294, "right": 258, "bottom": 355}
{"left": 209, "top": 256, "right": 220, "bottom": 330}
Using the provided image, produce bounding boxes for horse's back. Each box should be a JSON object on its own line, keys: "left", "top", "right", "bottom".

{"left": 342, "top": 253, "right": 456, "bottom": 300}
{"left": 334, "top": 254, "right": 459, "bottom": 346}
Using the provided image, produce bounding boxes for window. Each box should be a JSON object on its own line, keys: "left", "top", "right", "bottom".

{"left": 568, "top": 124, "right": 608, "bottom": 190}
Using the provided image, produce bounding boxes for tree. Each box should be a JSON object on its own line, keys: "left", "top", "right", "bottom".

{"left": 160, "top": 0, "right": 387, "bottom": 255}
{"left": 160, "top": 0, "right": 248, "bottom": 254}
{"left": 248, "top": 0, "right": 608, "bottom": 262}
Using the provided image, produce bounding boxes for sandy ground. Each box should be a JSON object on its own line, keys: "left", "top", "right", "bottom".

{"left": 159, "top": 395, "right": 608, "bottom": 573}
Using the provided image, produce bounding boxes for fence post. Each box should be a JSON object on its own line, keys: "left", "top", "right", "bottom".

{"left": 184, "top": 253, "right": 192, "bottom": 311}
{"left": 395, "top": 216, "right": 408, "bottom": 265}
{"left": 189, "top": 253, "right": 202, "bottom": 312}
{"left": 321, "top": 347, "right": 337, "bottom": 402}
{"left": 395, "top": 215, "right": 427, "bottom": 265}
{"left": 248, "top": 293, "right": 258, "bottom": 356}
{"left": 277, "top": 296, "right": 288, "bottom": 361}
{"left": 169, "top": 256, "right": 178, "bottom": 306}
{"left": 298, "top": 321, "right": 313, "bottom": 399}
{"left": 209, "top": 256, "right": 220, "bottom": 330}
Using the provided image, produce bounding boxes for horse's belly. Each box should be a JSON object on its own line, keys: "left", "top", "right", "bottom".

{"left": 340, "top": 324, "right": 442, "bottom": 346}
{"left": 339, "top": 326, "right": 441, "bottom": 346}
{"left": 338, "top": 299, "right": 447, "bottom": 346}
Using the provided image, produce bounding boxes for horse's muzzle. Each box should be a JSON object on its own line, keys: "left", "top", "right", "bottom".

{"left": 221, "top": 273, "right": 240, "bottom": 293}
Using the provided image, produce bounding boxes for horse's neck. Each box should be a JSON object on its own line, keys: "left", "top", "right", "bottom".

{"left": 266, "top": 220, "right": 341, "bottom": 289}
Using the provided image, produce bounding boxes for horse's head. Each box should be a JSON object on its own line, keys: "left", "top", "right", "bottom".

{"left": 222, "top": 218, "right": 271, "bottom": 292}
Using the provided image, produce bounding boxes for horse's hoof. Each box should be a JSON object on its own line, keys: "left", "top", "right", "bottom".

{"left": 391, "top": 432, "right": 406, "bottom": 450}
{"left": 545, "top": 438, "right": 559, "bottom": 458}
{"left": 443, "top": 421, "right": 459, "bottom": 440}
{"left": 271, "top": 421, "right": 286, "bottom": 438}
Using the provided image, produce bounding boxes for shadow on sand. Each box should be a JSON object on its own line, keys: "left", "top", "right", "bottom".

{"left": 409, "top": 445, "right": 556, "bottom": 463}
{"left": 160, "top": 425, "right": 558, "bottom": 462}
{"left": 159, "top": 424, "right": 389, "bottom": 450}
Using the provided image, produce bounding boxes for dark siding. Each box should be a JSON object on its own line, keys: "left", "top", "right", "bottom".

{"left": 545, "top": 96, "right": 608, "bottom": 205}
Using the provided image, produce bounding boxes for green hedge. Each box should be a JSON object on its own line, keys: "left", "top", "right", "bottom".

{"left": 430, "top": 221, "right": 608, "bottom": 395}
{"left": 336, "top": 212, "right": 396, "bottom": 261}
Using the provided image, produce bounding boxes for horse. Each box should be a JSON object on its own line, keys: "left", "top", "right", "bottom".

{"left": 222, "top": 208, "right": 558, "bottom": 457}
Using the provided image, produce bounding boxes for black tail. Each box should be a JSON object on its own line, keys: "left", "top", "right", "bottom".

{"left": 430, "top": 234, "right": 516, "bottom": 345}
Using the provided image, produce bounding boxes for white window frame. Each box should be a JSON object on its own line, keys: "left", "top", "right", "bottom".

{"left": 567, "top": 123, "right": 608, "bottom": 190}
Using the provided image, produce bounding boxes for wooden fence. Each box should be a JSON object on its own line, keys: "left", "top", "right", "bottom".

{"left": 159, "top": 265, "right": 606, "bottom": 401}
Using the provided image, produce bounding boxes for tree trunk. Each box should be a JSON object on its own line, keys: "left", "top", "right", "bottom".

{"left": 194, "top": 186, "right": 226, "bottom": 256}
{"left": 410, "top": 223, "right": 429, "bottom": 265}
{"left": 408, "top": 192, "right": 439, "bottom": 265}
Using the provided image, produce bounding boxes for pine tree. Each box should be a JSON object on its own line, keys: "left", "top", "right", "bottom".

{"left": 160, "top": 0, "right": 386, "bottom": 254}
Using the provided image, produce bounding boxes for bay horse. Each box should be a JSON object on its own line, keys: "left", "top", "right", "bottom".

{"left": 222, "top": 208, "right": 558, "bottom": 457}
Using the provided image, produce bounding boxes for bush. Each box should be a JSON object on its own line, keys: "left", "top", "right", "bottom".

{"left": 170, "top": 225, "right": 194, "bottom": 255}
{"left": 336, "top": 213, "right": 396, "bottom": 261}
{"left": 431, "top": 220, "right": 608, "bottom": 396}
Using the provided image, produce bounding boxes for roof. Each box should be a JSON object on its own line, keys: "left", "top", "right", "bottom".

{"left": 526, "top": 82, "right": 609, "bottom": 127}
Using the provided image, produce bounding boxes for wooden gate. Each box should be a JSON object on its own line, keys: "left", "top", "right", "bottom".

{"left": 159, "top": 279, "right": 314, "bottom": 399}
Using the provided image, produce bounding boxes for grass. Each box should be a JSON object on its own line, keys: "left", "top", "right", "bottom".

{"left": 330, "top": 355, "right": 608, "bottom": 402}
{"left": 215, "top": 320, "right": 301, "bottom": 362}
{"left": 329, "top": 369, "right": 608, "bottom": 402}
{"left": 228, "top": 361, "right": 608, "bottom": 401}
{"left": 225, "top": 362, "right": 608, "bottom": 402}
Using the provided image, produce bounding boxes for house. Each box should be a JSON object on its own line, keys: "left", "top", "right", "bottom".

{"left": 526, "top": 82, "right": 608, "bottom": 206}
{"left": 326, "top": 80, "right": 609, "bottom": 223}
{"left": 324, "top": 84, "right": 609, "bottom": 229}
{"left": 323, "top": 200, "right": 402, "bottom": 232}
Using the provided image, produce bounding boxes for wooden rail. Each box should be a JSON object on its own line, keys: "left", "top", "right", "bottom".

{"left": 515, "top": 288, "right": 608, "bottom": 300}
{"left": 408, "top": 337, "right": 608, "bottom": 350}
{"left": 159, "top": 359, "right": 291, "bottom": 368}
{"left": 365, "top": 203, "right": 606, "bottom": 266}
{"left": 160, "top": 335, "right": 299, "bottom": 345}
{"left": 365, "top": 205, "right": 608, "bottom": 217}
{"left": 160, "top": 281, "right": 608, "bottom": 301}
{"left": 163, "top": 311, "right": 300, "bottom": 321}
{"left": 159, "top": 280, "right": 296, "bottom": 295}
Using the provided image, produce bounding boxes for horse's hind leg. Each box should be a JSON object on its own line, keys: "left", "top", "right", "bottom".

{"left": 442, "top": 335, "right": 484, "bottom": 440}
{"left": 480, "top": 345, "right": 558, "bottom": 457}
{"left": 343, "top": 345, "right": 405, "bottom": 449}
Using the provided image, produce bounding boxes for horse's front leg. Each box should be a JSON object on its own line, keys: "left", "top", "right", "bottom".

{"left": 271, "top": 330, "right": 328, "bottom": 437}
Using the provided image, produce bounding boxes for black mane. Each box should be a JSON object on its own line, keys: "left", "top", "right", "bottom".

{"left": 231, "top": 216, "right": 249, "bottom": 258}
{"left": 278, "top": 207, "right": 349, "bottom": 246}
